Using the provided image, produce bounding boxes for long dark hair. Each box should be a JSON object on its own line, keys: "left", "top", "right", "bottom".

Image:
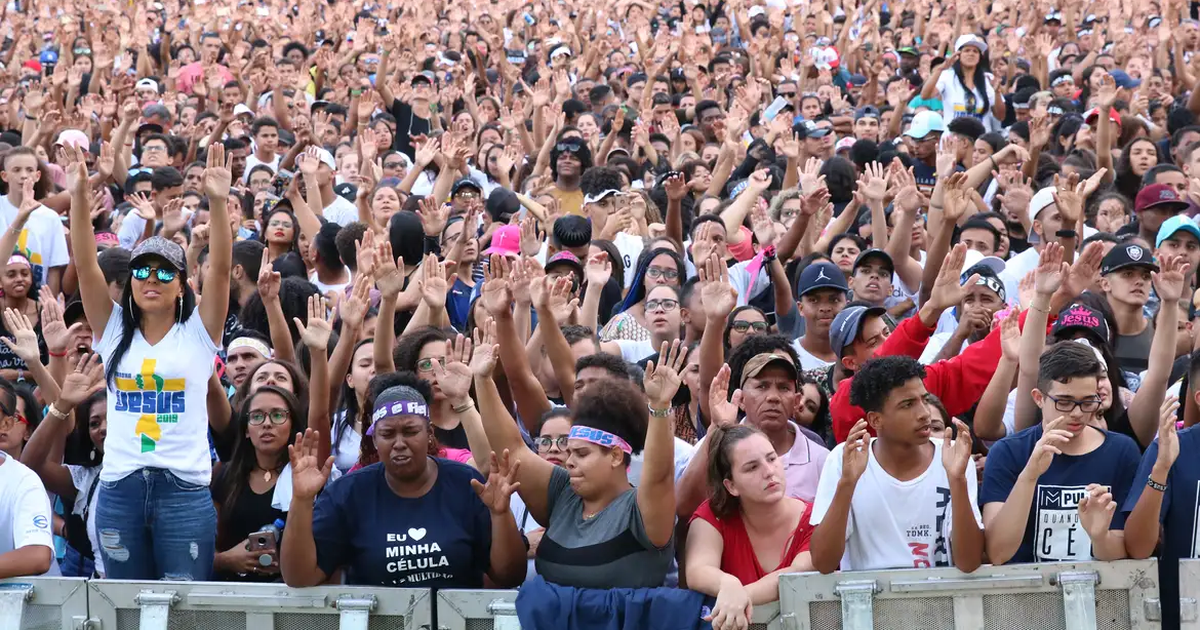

{"left": 215, "top": 386, "right": 306, "bottom": 540}
{"left": 614, "top": 247, "right": 685, "bottom": 315}
{"left": 951, "top": 52, "right": 992, "bottom": 118}
{"left": 334, "top": 338, "right": 375, "bottom": 456}
{"left": 104, "top": 262, "right": 198, "bottom": 388}
{"left": 64, "top": 391, "right": 106, "bottom": 467}
{"left": 259, "top": 207, "right": 302, "bottom": 254}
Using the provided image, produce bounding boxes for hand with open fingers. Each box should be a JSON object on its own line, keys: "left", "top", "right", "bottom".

{"left": 1063, "top": 241, "right": 1105, "bottom": 299}
{"left": 0, "top": 308, "right": 40, "bottom": 365}
{"left": 1051, "top": 172, "right": 1084, "bottom": 224}
{"left": 941, "top": 419, "right": 974, "bottom": 479}
{"left": 128, "top": 192, "right": 157, "bottom": 221}
{"left": 862, "top": 162, "right": 888, "bottom": 201}
{"left": 542, "top": 275, "right": 577, "bottom": 322}
{"left": 1156, "top": 396, "right": 1181, "bottom": 469}
{"left": 798, "top": 157, "right": 824, "bottom": 193}
{"left": 480, "top": 257, "right": 514, "bottom": 317}
{"left": 203, "top": 142, "right": 234, "bottom": 199}
{"left": 339, "top": 274, "right": 372, "bottom": 331}
{"left": 707, "top": 581, "right": 752, "bottom": 630}
{"left": 801, "top": 186, "right": 831, "bottom": 217}
{"left": 1021, "top": 415, "right": 1074, "bottom": 480}
{"left": 39, "top": 288, "right": 81, "bottom": 358}
{"left": 289, "top": 428, "right": 334, "bottom": 502}
{"left": 1153, "top": 254, "right": 1191, "bottom": 303}
{"left": 472, "top": 450, "right": 523, "bottom": 515}
{"left": 999, "top": 308, "right": 1021, "bottom": 361}
{"left": 585, "top": 252, "right": 612, "bottom": 288}
{"left": 57, "top": 352, "right": 106, "bottom": 410}
{"left": 1076, "top": 483, "right": 1118, "bottom": 542}
{"left": 927, "top": 244, "right": 978, "bottom": 312}
{"left": 420, "top": 253, "right": 456, "bottom": 310}
{"left": 700, "top": 255, "right": 738, "bottom": 321}
{"left": 294, "top": 294, "right": 332, "bottom": 350}
{"left": 708, "top": 364, "right": 744, "bottom": 428}
{"left": 374, "top": 239, "right": 406, "bottom": 299}
{"left": 842, "top": 419, "right": 871, "bottom": 483}
{"left": 469, "top": 320, "right": 500, "bottom": 378}
{"left": 941, "top": 172, "right": 971, "bottom": 223}
{"left": 433, "top": 334, "right": 474, "bottom": 405}
{"left": 257, "top": 248, "right": 282, "bottom": 301}
{"left": 644, "top": 340, "right": 688, "bottom": 410}
{"left": 1033, "top": 242, "right": 1066, "bottom": 296}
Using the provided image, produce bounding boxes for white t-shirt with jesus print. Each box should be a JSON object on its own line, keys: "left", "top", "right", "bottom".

{"left": 0, "top": 195, "right": 69, "bottom": 288}
{"left": 811, "top": 438, "right": 983, "bottom": 571}
{"left": 94, "top": 306, "right": 219, "bottom": 486}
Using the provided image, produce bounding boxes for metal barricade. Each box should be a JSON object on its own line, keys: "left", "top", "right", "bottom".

{"left": 1172, "top": 559, "right": 1200, "bottom": 627}
{"left": 0, "top": 577, "right": 90, "bottom": 630}
{"left": 777, "top": 560, "right": 1160, "bottom": 630}
{"left": 436, "top": 589, "right": 783, "bottom": 630}
{"left": 86, "top": 580, "right": 431, "bottom": 630}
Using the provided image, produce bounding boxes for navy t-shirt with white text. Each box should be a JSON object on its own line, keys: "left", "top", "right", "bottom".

{"left": 1122, "top": 426, "right": 1200, "bottom": 629}
{"left": 980, "top": 425, "right": 1140, "bottom": 563}
{"left": 311, "top": 458, "right": 492, "bottom": 587}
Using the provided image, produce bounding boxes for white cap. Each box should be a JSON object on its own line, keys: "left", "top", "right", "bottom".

{"left": 954, "top": 35, "right": 988, "bottom": 54}
{"left": 748, "top": 6, "right": 766, "bottom": 18}
{"left": 962, "top": 248, "right": 1007, "bottom": 276}
{"left": 315, "top": 147, "right": 337, "bottom": 170}
{"left": 135, "top": 78, "right": 159, "bottom": 93}
{"left": 233, "top": 104, "right": 254, "bottom": 118}
{"left": 903, "top": 110, "right": 946, "bottom": 139}
{"left": 1028, "top": 187, "right": 1057, "bottom": 225}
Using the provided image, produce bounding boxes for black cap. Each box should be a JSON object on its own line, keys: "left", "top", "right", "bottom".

{"left": 452, "top": 178, "right": 483, "bottom": 196}
{"left": 855, "top": 106, "right": 881, "bottom": 120}
{"left": 485, "top": 187, "right": 520, "bottom": 222}
{"left": 553, "top": 214, "right": 592, "bottom": 249}
{"left": 852, "top": 248, "right": 895, "bottom": 276}
{"left": 411, "top": 71, "right": 436, "bottom": 86}
{"left": 63, "top": 300, "right": 86, "bottom": 325}
{"left": 333, "top": 182, "right": 357, "bottom": 202}
{"left": 626, "top": 72, "right": 648, "bottom": 88}
{"left": 1100, "top": 243, "right": 1159, "bottom": 275}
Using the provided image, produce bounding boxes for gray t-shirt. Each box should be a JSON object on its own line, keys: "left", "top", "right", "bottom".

{"left": 534, "top": 466, "right": 673, "bottom": 588}
{"left": 1114, "top": 321, "right": 1154, "bottom": 385}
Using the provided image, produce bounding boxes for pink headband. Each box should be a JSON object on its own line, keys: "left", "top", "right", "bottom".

{"left": 569, "top": 425, "right": 632, "bottom": 454}
{"left": 6, "top": 255, "right": 30, "bottom": 268}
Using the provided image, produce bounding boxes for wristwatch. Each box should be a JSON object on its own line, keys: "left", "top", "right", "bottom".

{"left": 648, "top": 405, "right": 669, "bottom": 418}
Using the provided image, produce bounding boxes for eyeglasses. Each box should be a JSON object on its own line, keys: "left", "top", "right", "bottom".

{"left": 416, "top": 356, "right": 445, "bottom": 372}
{"left": 646, "top": 266, "right": 679, "bottom": 281}
{"left": 555, "top": 142, "right": 583, "bottom": 153}
{"left": 731, "top": 321, "right": 768, "bottom": 333}
{"left": 248, "top": 409, "right": 290, "bottom": 425}
{"left": 645, "top": 298, "right": 679, "bottom": 312}
{"left": 1044, "top": 394, "right": 1102, "bottom": 414}
{"left": 142, "top": 144, "right": 168, "bottom": 153}
{"left": 268, "top": 219, "right": 293, "bottom": 229}
{"left": 131, "top": 265, "right": 179, "bottom": 283}
{"left": 536, "top": 435, "right": 569, "bottom": 450}
{"left": 384, "top": 161, "right": 405, "bottom": 169}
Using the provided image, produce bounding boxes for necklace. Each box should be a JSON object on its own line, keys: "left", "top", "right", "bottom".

{"left": 255, "top": 465, "right": 280, "bottom": 483}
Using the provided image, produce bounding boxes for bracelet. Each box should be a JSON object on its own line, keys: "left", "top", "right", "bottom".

{"left": 47, "top": 349, "right": 67, "bottom": 357}
{"left": 24, "top": 114, "right": 36, "bottom": 121}
{"left": 1028, "top": 303, "right": 1049, "bottom": 314}
{"left": 1147, "top": 477, "right": 1167, "bottom": 493}
{"left": 989, "top": 156, "right": 998, "bottom": 170}
{"left": 451, "top": 400, "right": 475, "bottom": 414}
{"left": 649, "top": 405, "right": 670, "bottom": 418}
{"left": 46, "top": 404, "right": 69, "bottom": 421}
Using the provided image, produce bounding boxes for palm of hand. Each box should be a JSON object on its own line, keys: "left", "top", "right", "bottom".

{"left": 440, "top": 362, "right": 472, "bottom": 399}
{"left": 469, "top": 345, "right": 497, "bottom": 377}
{"left": 292, "top": 458, "right": 328, "bottom": 498}
{"left": 205, "top": 168, "right": 232, "bottom": 198}
{"left": 710, "top": 398, "right": 738, "bottom": 427}
{"left": 1156, "top": 271, "right": 1185, "bottom": 302}
{"left": 259, "top": 275, "right": 280, "bottom": 300}
{"left": 1034, "top": 266, "right": 1063, "bottom": 295}
{"left": 646, "top": 369, "right": 681, "bottom": 406}
{"left": 8, "top": 330, "right": 38, "bottom": 361}
{"left": 702, "top": 282, "right": 736, "bottom": 318}
{"left": 303, "top": 320, "right": 332, "bottom": 348}
{"left": 376, "top": 265, "right": 404, "bottom": 298}
{"left": 481, "top": 283, "right": 511, "bottom": 315}
{"left": 864, "top": 177, "right": 887, "bottom": 200}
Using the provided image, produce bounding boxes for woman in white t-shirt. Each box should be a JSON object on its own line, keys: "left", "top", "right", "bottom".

{"left": 921, "top": 35, "right": 1005, "bottom": 133}
{"left": 65, "top": 143, "right": 235, "bottom": 580}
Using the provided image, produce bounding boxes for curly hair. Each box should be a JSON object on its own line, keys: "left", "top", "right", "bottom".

{"left": 359, "top": 371, "right": 435, "bottom": 467}
{"left": 570, "top": 378, "right": 649, "bottom": 464}
{"left": 393, "top": 326, "right": 451, "bottom": 373}
{"left": 849, "top": 356, "right": 927, "bottom": 413}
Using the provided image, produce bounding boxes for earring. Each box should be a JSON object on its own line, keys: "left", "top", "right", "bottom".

{"left": 176, "top": 295, "right": 183, "bottom": 321}
{"left": 90, "top": 448, "right": 96, "bottom": 461}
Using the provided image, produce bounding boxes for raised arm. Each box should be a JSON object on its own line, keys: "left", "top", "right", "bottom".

{"left": 1124, "top": 255, "right": 1187, "bottom": 446}
{"left": 19, "top": 348, "right": 104, "bottom": 500}
{"left": 280, "top": 429, "right": 334, "bottom": 588}
{"left": 1013, "top": 244, "right": 1064, "bottom": 432}
{"left": 430, "top": 333, "right": 494, "bottom": 476}
{"left": 295, "top": 294, "right": 334, "bottom": 464}
{"left": 63, "top": 145, "right": 113, "bottom": 334}
{"left": 256, "top": 248, "right": 296, "bottom": 363}
{"left": 199, "top": 143, "right": 233, "bottom": 344}
{"left": 639, "top": 340, "right": 686, "bottom": 548}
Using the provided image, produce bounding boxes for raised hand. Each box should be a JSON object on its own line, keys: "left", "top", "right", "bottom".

{"left": 708, "top": 364, "right": 744, "bottom": 428}
{"left": 419, "top": 253, "right": 457, "bottom": 310}
{"left": 941, "top": 418, "right": 974, "bottom": 479}
{"left": 56, "top": 352, "right": 105, "bottom": 410}
{"left": 941, "top": 172, "right": 971, "bottom": 224}
{"left": 841, "top": 419, "right": 870, "bottom": 483}
{"left": 293, "top": 294, "right": 333, "bottom": 350}
{"left": 257, "top": 248, "right": 282, "bottom": 301}
{"left": 39, "top": 286, "right": 81, "bottom": 358}
{"left": 585, "top": 252, "right": 612, "bottom": 288}
{"left": 926, "top": 244, "right": 978, "bottom": 313}
{"left": 1062, "top": 241, "right": 1104, "bottom": 299}
{"left": 417, "top": 196, "right": 450, "bottom": 238}
{"left": 699, "top": 254, "right": 738, "bottom": 322}
{"left": 471, "top": 450, "right": 523, "bottom": 515}
{"left": 1033, "top": 242, "right": 1066, "bottom": 296}
{"left": 1156, "top": 396, "right": 1181, "bottom": 470}
{"left": 861, "top": 161, "right": 888, "bottom": 201}
{"left": 480, "top": 255, "right": 514, "bottom": 317}
{"left": 288, "top": 428, "right": 334, "bottom": 502}
{"left": 128, "top": 192, "right": 157, "bottom": 221}
{"left": 1051, "top": 172, "right": 1084, "bottom": 225}
{"left": 0, "top": 308, "right": 41, "bottom": 364}
{"left": 339, "top": 274, "right": 372, "bottom": 332}
{"left": 644, "top": 340, "right": 687, "bottom": 410}
{"left": 999, "top": 308, "right": 1021, "bottom": 362}
{"left": 203, "top": 142, "right": 234, "bottom": 200}
{"left": 432, "top": 334, "right": 474, "bottom": 405}
{"left": 1153, "top": 253, "right": 1191, "bottom": 303}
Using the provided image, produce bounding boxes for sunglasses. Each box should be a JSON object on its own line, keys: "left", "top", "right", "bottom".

{"left": 384, "top": 161, "right": 405, "bottom": 169}
{"left": 131, "top": 265, "right": 179, "bottom": 283}
{"left": 536, "top": 435, "right": 569, "bottom": 450}
{"left": 731, "top": 321, "right": 769, "bottom": 333}
{"left": 555, "top": 142, "right": 583, "bottom": 153}
{"left": 248, "top": 409, "right": 290, "bottom": 425}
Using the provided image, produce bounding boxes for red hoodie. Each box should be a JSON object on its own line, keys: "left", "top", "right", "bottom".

{"left": 830, "top": 310, "right": 1034, "bottom": 443}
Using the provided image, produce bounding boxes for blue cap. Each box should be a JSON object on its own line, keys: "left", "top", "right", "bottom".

{"left": 797, "top": 261, "right": 849, "bottom": 297}
{"left": 1109, "top": 69, "right": 1142, "bottom": 89}
{"left": 1156, "top": 214, "right": 1200, "bottom": 248}
{"left": 829, "top": 305, "right": 887, "bottom": 358}
{"left": 39, "top": 49, "right": 58, "bottom": 65}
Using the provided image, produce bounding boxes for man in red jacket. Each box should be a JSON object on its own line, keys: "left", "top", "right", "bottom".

{"left": 830, "top": 244, "right": 996, "bottom": 443}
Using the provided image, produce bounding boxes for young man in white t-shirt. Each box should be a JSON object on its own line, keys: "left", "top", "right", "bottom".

{"left": 810, "top": 355, "right": 984, "bottom": 573}
{"left": 0, "top": 447, "right": 56, "bottom": 578}
{"left": 242, "top": 117, "right": 282, "bottom": 182}
{"left": 0, "top": 148, "right": 69, "bottom": 294}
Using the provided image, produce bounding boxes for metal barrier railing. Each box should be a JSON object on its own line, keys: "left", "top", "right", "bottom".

{"left": 0, "top": 560, "right": 1168, "bottom": 630}
{"left": 435, "top": 589, "right": 782, "bottom": 630}
{"left": 778, "top": 560, "right": 1160, "bottom": 630}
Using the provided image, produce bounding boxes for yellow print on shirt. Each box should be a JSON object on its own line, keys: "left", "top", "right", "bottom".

{"left": 114, "top": 359, "right": 186, "bottom": 453}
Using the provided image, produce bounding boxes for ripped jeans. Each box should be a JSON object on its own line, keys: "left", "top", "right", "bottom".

{"left": 95, "top": 468, "right": 217, "bottom": 580}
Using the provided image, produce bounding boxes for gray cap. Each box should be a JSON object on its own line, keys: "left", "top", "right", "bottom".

{"left": 130, "top": 236, "right": 186, "bottom": 272}
{"left": 829, "top": 305, "right": 887, "bottom": 358}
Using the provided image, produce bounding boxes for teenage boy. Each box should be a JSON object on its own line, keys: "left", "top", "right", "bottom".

{"left": 810, "top": 355, "right": 984, "bottom": 573}
{"left": 980, "top": 341, "right": 1140, "bottom": 564}
{"left": 1100, "top": 243, "right": 1157, "bottom": 378}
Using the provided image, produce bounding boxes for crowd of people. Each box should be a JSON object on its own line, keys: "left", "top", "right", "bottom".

{"left": 3, "top": 0, "right": 1200, "bottom": 627}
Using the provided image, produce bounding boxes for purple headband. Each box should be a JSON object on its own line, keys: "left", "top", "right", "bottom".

{"left": 365, "top": 398, "right": 429, "bottom": 436}
{"left": 568, "top": 425, "right": 633, "bottom": 454}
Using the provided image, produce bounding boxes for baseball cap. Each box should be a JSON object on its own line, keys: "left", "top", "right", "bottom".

{"left": 583, "top": 189, "right": 620, "bottom": 204}
{"left": 1109, "top": 69, "right": 1142, "bottom": 89}
{"left": 855, "top": 106, "right": 881, "bottom": 120}
{"left": 130, "top": 236, "right": 186, "bottom": 272}
{"left": 313, "top": 147, "right": 337, "bottom": 170}
{"left": 897, "top": 46, "right": 919, "bottom": 57}
{"left": 1156, "top": 215, "right": 1200, "bottom": 248}
{"left": 800, "top": 120, "right": 831, "bottom": 139}
{"left": 739, "top": 352, "right": 797, "bottom": 387}
{"left": 485, "top": 187, "right": 520, "bottom": 222}
{"left": 483, "top": 224, "right": 521, "bottom": 257}
{"left": 1135, "top": 183, "right": 1189, "bottom": 215}
{"left": 410, "top": 71, "right": 436, "bottom": 86}
{"left": 1084, "top": 106, "right": 1121, "bottom": 128}
{"left": 135, "top": 78, "right": 159, "bottom": 93}
{"left": 63, "top": 300, "right": 86, "bottom": 326}
{"left": 903, "top": 110, "right": 946, "bottom": 139}
{"left": 1028, "top": 187, "right": 1058, "bottom": 225}
{"left": 852, "top": 249, "right": 895, "bottom": 276}
{"left": 962, "top": 248, "right": 1007, "bottom": 277}
{"left": 451, "top": 178, "right": 482, "bottom": 196}
{"left": 233, "top": 103, "right": 255, "bottom": 118}
{"left": 55, "top": 129, "right": 89, "bottom": 150}
{"left": 1051, "top": 302, "right": 1110, "bottom": 342}
{"left": 545, "top": 251, "right": 584, "bottom": 276}
{"left": 1100, "top": 243, "right": 1158, "bottom": 275}
{"left": 797, "top": 261, "right": 849, "bottom": 297}
{"left": 835, "top": 137, "right": 857, "bottom": 153}
{"left": 954, "top": 35, "right": 987, "bottom": 54}
{"left": 830, "top": 305, "right": 888, "bottom": 358}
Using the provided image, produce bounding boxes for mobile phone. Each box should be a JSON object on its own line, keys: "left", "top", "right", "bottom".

{"left": 248, "top": 528, "right": 278, "bottom": 567}
{"left": 762, "top": 96, "right": 789, "bottom": 122}
{"left": 271, "top": 169, "right": 294, "bottom": 196}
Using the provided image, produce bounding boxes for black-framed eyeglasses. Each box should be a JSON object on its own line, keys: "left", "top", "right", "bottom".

{"left": 645, "top": 298, "right": 679, "bottom": 312}
{"left": 646, "top": 266, "right": 679, "bottom": 281}
{"left": 131, "top": 266, "right": 179, "bottom": 283}
{"left": 536, "top": 435, "right": 569, "bottom": 450}
{"left": 248, "top": 409, "right": 290, "bottom": 425}
{"left": 1044, "top": 394, "right": 1102, "bottom": 414}
{"left": 732, "top": 321, "right": 768, "bottom": 333}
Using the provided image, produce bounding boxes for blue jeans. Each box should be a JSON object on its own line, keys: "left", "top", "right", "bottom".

{"left": 95, "top": 468, "right": 217, "bottom": 580}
